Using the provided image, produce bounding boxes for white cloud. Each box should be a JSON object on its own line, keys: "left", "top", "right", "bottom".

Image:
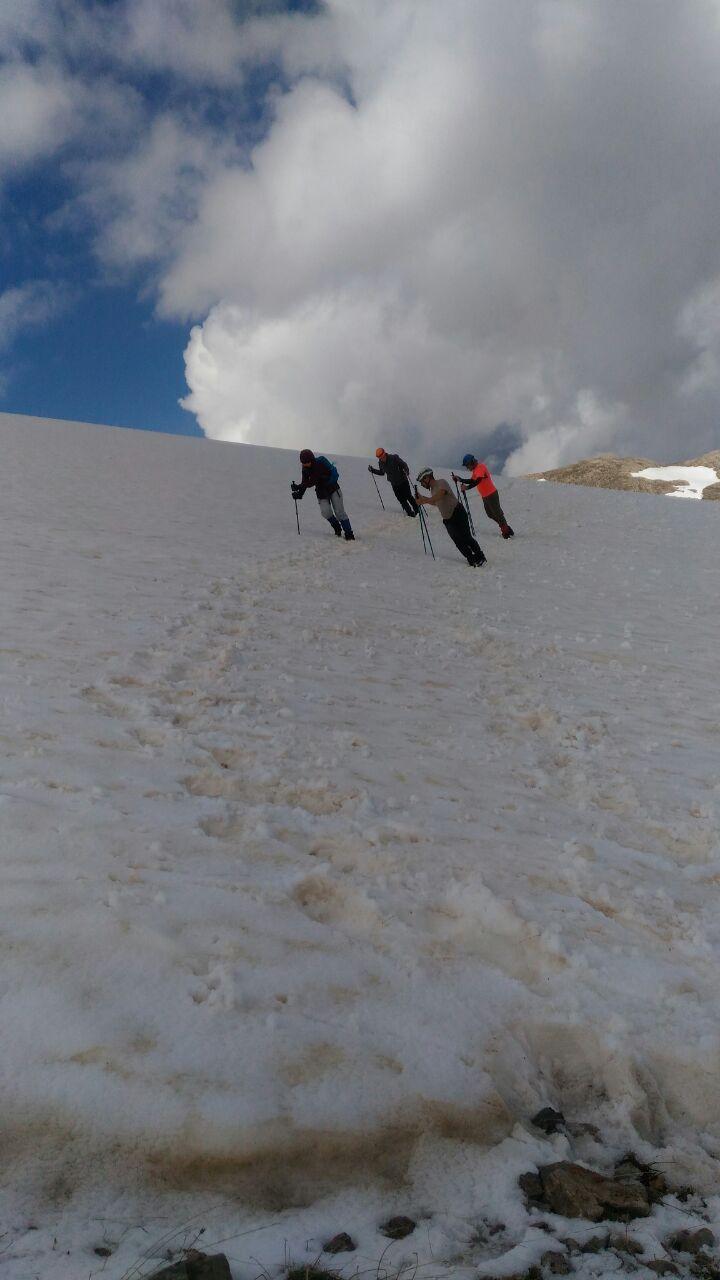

{"left": 110, "top": 0, "right": 247, "bottom": 83}
{"left": 677, "top": 276, "right": 720, "bottom": 398}
{"left": 0, "top": 281, "right": 69, "bottom": 393}
{"left": 503, "top": 391, "right": 627, "bottom": 476}
{"left": 78, "top": 114, "right": 233, "bottom": 274}
{"left": 0, "top": 62, "right": 78, "bottom": 168}
{"left": 173, "top": 0, "right": 720, "bottom": 467}
{"left": 5, "top": 0, "right": 720, "bottom": 469}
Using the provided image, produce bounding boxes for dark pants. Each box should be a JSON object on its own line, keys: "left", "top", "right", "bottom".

{"left": 444, "top": 506, "right": 485, "bottom": 564}
{"left": 392, "top": 478, "right": 419, "bottom": 516}
{"left": 483, "top": 490, "right": 506, "bottom": 526}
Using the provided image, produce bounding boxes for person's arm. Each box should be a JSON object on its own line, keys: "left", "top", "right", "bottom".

{"left": 368, "top": 465, "right": 383, "bottom": 476}
{"left": 464, "top": 465, "right": 489, "bottom": 491}
{"left": 415, "top": 483, "right": 446, "bottom": 507}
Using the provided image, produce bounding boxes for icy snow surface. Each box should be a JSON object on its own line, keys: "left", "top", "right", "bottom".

{"left": 631, "top": 464, "right": 719, "bottom": 499}
{"left": 1, "top": 411, "right": 720, "bottom": 1278}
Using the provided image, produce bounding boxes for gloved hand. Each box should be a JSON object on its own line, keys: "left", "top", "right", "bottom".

{"left": 368, "top": 465, "right": 373, "bottom": 472}
{"left": 291, "top": 483, "right": 303, "bottom": 499}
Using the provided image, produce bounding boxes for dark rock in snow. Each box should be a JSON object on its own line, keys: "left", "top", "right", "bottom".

{"left": 646, "top": 1262, "right": 679, "bottom": 1276}
{"left": 579, "top": 1232, "right": 609, "bottom": 1253}
{"left": 380, "top": 1216, "right": 416, "bottom": 1240}
{"left": 532, "top": 1108, "right": 566, "bottom": 1135}
{"left": 519, "top": 1171, "right": 545, "bottom": 1209}
{"left": 528, "top": 1161, "right": 650, "bottom": 1222}
{"left": 150, "top": 1254, "right": 232, "bottom": 1280}
{"left": 614, "top": 1152, "right": 667, "bottom": 1203}
{"left": 566, "top": 1121, "right": 602, "bottom": 1141}
{"left": 668, "top": 1228, "right": 715, "bottom": 1254}
{"left": 323, "top": 1232, "right": 356, "bottom": 1255}
{"left": 611, "top": 1233, "right": 644, "bottom": 1255}
{"left": 94, "top": 1246, "right": 113, "bottom": 1257}
{"left": 690, "top": 1252, "right": 720, "bottom": 1279}
{"left": 540, "top": 1249, "right": 571, "bottom": 1274}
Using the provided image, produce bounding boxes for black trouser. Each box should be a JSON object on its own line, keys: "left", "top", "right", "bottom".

{"left": 392, "top": 477, "right": 419, "bottom": 516}
{"left": 483, "top": 490, "right": 506, "bottom": 526}
{"left": 444, "top": 505, "right": 484, "bottom": 564}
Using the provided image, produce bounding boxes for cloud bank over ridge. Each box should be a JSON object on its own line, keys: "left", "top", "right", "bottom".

{"left": 4, "top": 0, "right": 720, "bottom": 469}
{"left": 176, "top": 0, "right": 720, "bottom": 470}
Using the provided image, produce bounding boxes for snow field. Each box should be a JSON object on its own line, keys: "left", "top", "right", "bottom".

{"left": 631, "top": 464, "right": 719, "bottom": 499}
{"left": 1, "top": 412, "right": 720, "bottom": 1277}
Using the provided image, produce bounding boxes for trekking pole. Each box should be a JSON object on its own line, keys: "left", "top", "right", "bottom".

{"left": 462, "top": 489, "right": 476, "bottom": 536}
{"left": 414, "top": 488, "right": 435, "bottom": 560}
{"left": 422, "top": 508, "right": 435, "bottom": 559}
{"left": 417, "top": 495, "right": 428, "bottom": 555}
{"left": 291, "top": 484, "right": 300, "bottom": 535}
{"left": 454, "top": 476, "right": 476, "bottom": 535}
{"left": 370, "top": 470, "right": 385, "bottom": 510}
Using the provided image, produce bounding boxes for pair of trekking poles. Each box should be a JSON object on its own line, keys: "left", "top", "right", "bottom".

{"left": 369, "top": 470, "right": 435, "bottom": 559}
{"left": 412, "top": 481, "right": 474, "bottom": 557}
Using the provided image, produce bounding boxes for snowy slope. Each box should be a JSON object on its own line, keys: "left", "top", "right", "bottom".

{"left": 1, "top": 410, "right": 720, "bottom": 1279}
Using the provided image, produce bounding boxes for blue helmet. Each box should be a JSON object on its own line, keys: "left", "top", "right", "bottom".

{"left": 462, "top": 453, "right": 476, "bottom": 468}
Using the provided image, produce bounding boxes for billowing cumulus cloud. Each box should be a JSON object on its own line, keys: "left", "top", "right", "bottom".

{"left": 4, "top": 0, "right": 720, "bottom": 469}
{"left": 173, "top": 0, "right": 720, "bottom": 469}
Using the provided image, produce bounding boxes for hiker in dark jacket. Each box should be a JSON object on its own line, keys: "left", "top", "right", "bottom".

{"left": 368, "top": 448, "right": 418, "bottom": 516}
{"left": 291, "top": 449, "right": 355, "bottom": 540}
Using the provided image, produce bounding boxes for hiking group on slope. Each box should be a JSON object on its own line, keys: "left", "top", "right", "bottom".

{"left": 291, "top": 446, "right": 514, "bottom": 567}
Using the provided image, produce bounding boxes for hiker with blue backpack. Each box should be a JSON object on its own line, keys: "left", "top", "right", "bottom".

{"left": 291, "top": 449, "right": 355, "bottom": 541}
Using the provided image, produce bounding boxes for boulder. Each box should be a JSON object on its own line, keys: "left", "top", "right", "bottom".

{"left": 668, "top": 1228, "right": 715, "bottom": 1255}
{"left": 323, "top": 1233, "right": 356, "bottom": 1255}
{"left": 532, "top": 1108, "right": 566, "bottom": 1135}
{"left": 540, "top": 1249, "right": 571, "bottom": 1274}
{"left": 534, "top": 1161, "right": 650, "bottom": 1221}
{"left": 380, "top": 1216, "right": 416, "bottom": 1240}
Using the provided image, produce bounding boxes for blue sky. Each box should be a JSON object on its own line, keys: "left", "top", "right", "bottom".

{"left": 2, "top": 1, "right": 720, "bottom": 469}
{"left": 0, "top": 0, "right": 316, "bottom": 437}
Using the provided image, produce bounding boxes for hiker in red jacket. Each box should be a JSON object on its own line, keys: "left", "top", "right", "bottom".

{"left": 291, "top": 449, "right": 355, "bottom": 540}
{"left": 452, "top": 454, "right": 514, "bottom": 538}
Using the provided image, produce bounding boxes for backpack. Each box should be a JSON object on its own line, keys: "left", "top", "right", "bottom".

{"left": 316, "top": 455, "right": 339, "bottom": 486}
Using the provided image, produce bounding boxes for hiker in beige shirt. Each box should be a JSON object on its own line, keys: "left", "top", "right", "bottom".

{"left": 415, "top": 468, "right": 486, "bottom": 567}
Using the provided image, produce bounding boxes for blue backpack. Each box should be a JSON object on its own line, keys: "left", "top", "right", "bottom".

{"left": 316, "top": 455, "right": 339, "bottom": 486}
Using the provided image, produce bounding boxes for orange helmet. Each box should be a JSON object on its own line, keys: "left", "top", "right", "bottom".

{"left": 375, "top": 447, "right": 387, "bottom": 459}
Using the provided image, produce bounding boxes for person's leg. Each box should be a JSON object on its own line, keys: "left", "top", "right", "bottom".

{"left": 330, "top": 487, "right": 355, "bottom": 540}
{"left": 393, "top": 480, "right": 418, "bottom": 515}
{"left": 444, "top": 508, "right": 474, "bottom": 563}
{"left": 484, "top": 490, "right": 513, "bottom": 536}
{"left": 319, "top": 495, "right": 342, "bottom": 535}
{"left": 483, "top": 491, "right": 504, "bottom": 525}
{"left": 445, "top": 507, "right": 485, "bottom": 565}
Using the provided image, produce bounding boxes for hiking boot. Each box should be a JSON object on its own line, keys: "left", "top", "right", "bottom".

{"left": 328, "top": 517, "right": 343, "bottom": 537}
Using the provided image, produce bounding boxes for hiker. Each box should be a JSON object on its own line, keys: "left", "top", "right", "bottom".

{"left": 452, "top": 454, "right": 514, "bottom": 538}
{"left": 368, "top": 448, "right": 419, "bottom": 516}
{"left": 415, "top": 468, "right": 486, "bottom": 566}
{"left": 291, "top": 450, "right": 355, "bottom": 541}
